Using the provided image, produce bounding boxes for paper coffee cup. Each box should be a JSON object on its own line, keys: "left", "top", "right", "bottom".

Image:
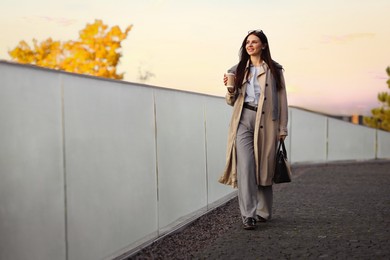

{"left": 226, "top": 72, "right": 235, "bottom": 90}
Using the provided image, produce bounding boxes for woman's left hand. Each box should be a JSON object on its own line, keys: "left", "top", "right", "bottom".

{"left": 279, "top": 135, "right": 286, "bottom": 141}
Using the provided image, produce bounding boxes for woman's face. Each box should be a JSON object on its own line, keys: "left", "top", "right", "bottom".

{"left": 245, "top": 34, "right": 264, "bottom": 57}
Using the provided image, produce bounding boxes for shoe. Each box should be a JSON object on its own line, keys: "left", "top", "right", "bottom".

{"left": 243, "top": 217, "right": 256, "bottom": 230}
{"left": 256, "top": 215, "right": 267, "bottom": 223}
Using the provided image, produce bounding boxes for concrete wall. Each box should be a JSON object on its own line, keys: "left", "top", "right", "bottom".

{"left": 1, "top": 61, "right": 390, "bottom": 260}
{"left": 287, "top": 108, "right": 388, "bottom": 163}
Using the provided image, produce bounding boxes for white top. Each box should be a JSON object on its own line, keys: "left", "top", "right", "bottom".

{"left": 244, "top": 66, "right": 261, "bottom": 104}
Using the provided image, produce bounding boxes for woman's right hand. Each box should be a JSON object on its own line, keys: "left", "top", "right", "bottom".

{"left": 223, "top": 74, "right": 228, "bottom": 86}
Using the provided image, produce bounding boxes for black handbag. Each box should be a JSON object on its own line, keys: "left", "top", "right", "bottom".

{"left": 274, "top": 139, "right": 292, "bottom": 184}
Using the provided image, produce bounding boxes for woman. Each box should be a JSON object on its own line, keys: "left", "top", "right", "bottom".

{"left": 219, "top": 30, "right": 288, "bottom": 230}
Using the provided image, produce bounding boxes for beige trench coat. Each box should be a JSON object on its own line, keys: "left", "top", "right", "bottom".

{"left": 219, "top": 62, "right": 288, "bottom": 188}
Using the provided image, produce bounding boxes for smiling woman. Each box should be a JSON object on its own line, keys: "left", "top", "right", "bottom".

{"left": 219, "top": 30, "right": 288, "bottom": 230}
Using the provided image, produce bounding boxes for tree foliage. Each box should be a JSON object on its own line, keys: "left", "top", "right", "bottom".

{"left": 8, "top": 19, "right": 132, "bottom": 79}
{"left": 363, "top": 67, "right": 390, "bottom": 131}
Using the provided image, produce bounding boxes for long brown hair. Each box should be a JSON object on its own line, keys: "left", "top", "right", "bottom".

{"left": 234, "top": 30, "right": 283, "bottom": 91}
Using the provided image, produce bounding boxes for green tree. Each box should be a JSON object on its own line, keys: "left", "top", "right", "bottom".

{"left": 363, "top": 67, "right": 390, "bottom": 131}
{"left": 8, "top": 19, "right": 132, "bottom": 80}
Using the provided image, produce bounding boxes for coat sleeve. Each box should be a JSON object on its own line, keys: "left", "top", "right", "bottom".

{"left": 278, "top": 69, "right": 288, "bottom": 136}
{"left": 225, "top": 91, "right": 238, "bottom": 106}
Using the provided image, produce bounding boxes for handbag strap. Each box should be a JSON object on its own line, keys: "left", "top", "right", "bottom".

{"left": 277, "top": 139, "right": 288, "bottom": 159}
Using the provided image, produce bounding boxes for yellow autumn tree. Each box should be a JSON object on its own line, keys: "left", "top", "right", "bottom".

{"left": 8, "top": 19, "right": 132, "bottom": 80}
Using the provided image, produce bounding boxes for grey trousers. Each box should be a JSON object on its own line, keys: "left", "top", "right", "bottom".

{"left": 236, "top": 108, "right": 273, "bottom": 221}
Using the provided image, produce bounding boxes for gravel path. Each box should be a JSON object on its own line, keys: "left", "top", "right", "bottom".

{"left": 128, "top": 160, "right": 390, "bottom": 259}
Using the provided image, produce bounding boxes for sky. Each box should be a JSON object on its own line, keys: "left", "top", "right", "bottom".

{"left": 0, "top": 0, "right": 389, "bottom": 116}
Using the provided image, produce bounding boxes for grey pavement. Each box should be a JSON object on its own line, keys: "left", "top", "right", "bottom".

{"left": 193, "top": 160, "right": 390, "bottom": 259}
{"left": 131, "top": 160, "right": 390, "bottom": 259}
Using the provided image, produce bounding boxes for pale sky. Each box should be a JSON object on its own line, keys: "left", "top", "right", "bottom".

{"left": 1, "top": 0, "right": 389, "bottom": 115}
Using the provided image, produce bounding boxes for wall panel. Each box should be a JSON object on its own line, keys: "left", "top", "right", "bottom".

{"left": 154, "top": 89, "right": 207, "bottom": 230}
{"left": 0, "top": 64, "right": 66, "bottom": 260}
{"left": 204, "top": 96, "right": 235, "bottom": 205}
{"left": 328, "top": 118, "right": 376, "bottom": 161}
{"left": 62, "top": 75, "right": 157, "bottom": 260}
{"left": 378, "top": 130, "right": 390, "bottom": 159}
{"left": 289, "top": 108, "right": 327, "bottom": 163}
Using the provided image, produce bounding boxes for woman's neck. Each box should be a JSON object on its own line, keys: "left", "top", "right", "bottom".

{"left": 250, "top": 56, "right": 263, "bottom": 66}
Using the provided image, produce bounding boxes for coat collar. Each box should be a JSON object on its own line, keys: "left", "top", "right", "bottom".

{"left": 245, "top": 60, "right": 268, "bottom": 76}
{"left": 244, "top": 60, "right": 268, "bottom": 82}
